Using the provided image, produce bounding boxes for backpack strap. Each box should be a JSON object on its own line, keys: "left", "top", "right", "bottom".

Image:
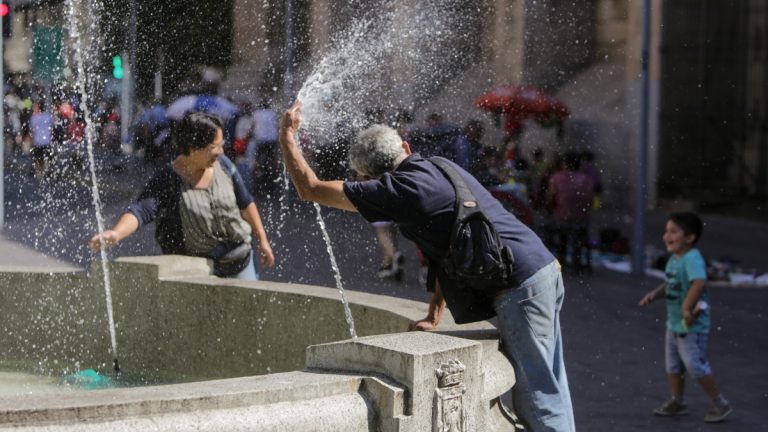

{"left": 429, "top": 156, "right": 482, "bottom": 219}
{"left": 430, "top": 156, "right": 515, "bottom": 277}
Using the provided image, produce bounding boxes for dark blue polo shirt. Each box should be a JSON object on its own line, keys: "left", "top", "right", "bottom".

{"left": 343, "top": 154, "right": 553, "bottom": 322}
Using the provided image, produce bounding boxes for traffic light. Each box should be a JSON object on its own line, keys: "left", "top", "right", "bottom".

{"left": 112, "top": 55, "right": 124, "bottom": 79}
{"left": 1, "top": 2, "right": 11, "bottom": 39}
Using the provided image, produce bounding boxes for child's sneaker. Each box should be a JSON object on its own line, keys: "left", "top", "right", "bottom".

{"left": 704, "top": 402, "right": 732, "bottom": 423}
{"left": 653, "top": 399, "right": 689, "bottom": 416}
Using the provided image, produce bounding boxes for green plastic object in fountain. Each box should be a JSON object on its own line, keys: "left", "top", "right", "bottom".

{"left": 60, "top": 369, "right": 115, "bottom": 390}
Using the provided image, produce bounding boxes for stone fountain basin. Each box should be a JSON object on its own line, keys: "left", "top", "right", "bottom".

{"left": 0, "top": 256, "right": 515, "bottom": 431}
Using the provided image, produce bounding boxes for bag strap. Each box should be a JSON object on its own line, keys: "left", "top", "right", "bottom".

{"left": 429, "top": 157, "right": 482, "bottom": 219}
{"left": 430, "top": 157, "right": 515, "bottom": 277}
{"left": 216, "top": 155, "right": 239, "bottom": 177}
{"left": 430, "top": 157, "right": 515, "bottom": 275}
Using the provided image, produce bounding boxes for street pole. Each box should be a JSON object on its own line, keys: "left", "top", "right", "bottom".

{"left": 0, "top": 13, "right": 5, "bottom": 231}
{"left": 120, "top": 49, "right": 130, "bottom": 145}
{"left": 632, "top": 0, "right": 652, "bottom": 276}
{"left": 120, "top": 0, "right": 137, "bottom": 148}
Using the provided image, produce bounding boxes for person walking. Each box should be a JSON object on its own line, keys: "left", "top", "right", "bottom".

{"left": 29, "top": 102, "right": 54, "bottom": 179}
{"left": 639, "top": 212, "right": 732, "bottom": 423}
{"left": 278, "top": 101, "right": 574, "bottom": 431}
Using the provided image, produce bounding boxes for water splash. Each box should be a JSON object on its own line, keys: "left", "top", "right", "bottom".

{"left": 66, "top": 0, "right": 120, "bottom": 372}
{"left": 288, "top": 0, "right": 472, "bottom": 338}
{"left": 313, "top": 204, "right": 357, "bottom": 338}
{"left": 296, "top": 0, "right": 474, "bottom": 141}
{"left": 275, "top": 167, "right": 291, "bottom": 239}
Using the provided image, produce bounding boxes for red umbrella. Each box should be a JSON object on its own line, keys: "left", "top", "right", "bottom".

{"left": 474, "top": 85, "right": 569, "bottom": 134}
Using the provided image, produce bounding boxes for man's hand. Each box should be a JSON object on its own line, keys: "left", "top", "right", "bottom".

{"left": 408, "top": 318, "right": 438, "bottom": 332}
{"left": 280, "top": 101, "right": 301, "bottom": 135}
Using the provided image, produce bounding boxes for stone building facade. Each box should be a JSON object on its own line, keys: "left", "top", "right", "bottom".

{"left": 5, "top": 0, "right": 766, "bottom": 209}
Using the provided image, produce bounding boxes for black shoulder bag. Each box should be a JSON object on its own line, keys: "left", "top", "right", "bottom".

{"left": 430, "top": 157, "right": 515, "bottom": 294}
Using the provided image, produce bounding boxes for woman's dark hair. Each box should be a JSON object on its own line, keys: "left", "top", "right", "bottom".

{"left": 174, "top": 112, "right": 224, "bottom": 155}
{"left": 669, "top": 212, "right": 703, "bottom": 244}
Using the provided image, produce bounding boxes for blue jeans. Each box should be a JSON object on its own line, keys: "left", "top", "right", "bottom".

{"left": 494, "top": 261, "right": 575, "bottom": 432}
{"left": 665, "top": 329, "right": 711, "bottom": 378}
{"left": 230, "top": 251, "right": 259, "bottom": 281}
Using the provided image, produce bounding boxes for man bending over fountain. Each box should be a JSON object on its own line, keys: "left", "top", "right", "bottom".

{"left": 278, "top": 102, "right": 574, "bottom": 431}
{"left": 90, "top": 112, "right": 275, "bottom": 280}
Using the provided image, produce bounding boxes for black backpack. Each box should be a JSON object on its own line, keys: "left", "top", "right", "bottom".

{"left": 430, "top": 157, "right": 515, "bottom": 293}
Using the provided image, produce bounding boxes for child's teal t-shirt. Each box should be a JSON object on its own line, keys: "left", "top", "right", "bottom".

{"left": 665, "top": 248, "right": 710, "bottom": 333}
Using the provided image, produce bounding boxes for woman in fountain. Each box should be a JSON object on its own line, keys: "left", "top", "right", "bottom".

{"left": 89, "top": 112, "right": 274, "bottom": 280}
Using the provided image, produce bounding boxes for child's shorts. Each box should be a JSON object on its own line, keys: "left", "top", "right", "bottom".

{"left": 665, "top": 329, "right": 712, "bottom": 378}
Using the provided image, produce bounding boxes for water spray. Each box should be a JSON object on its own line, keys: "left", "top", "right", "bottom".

{"left": 66, "top": 0, "right": 122, "bottom": 375}
{"left": 291, "top": 0, "right": 471, "bottom": 339}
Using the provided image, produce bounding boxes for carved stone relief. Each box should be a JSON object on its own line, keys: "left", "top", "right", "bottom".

{"left": 434, "top": 360, "right": 467, "bottom": 432}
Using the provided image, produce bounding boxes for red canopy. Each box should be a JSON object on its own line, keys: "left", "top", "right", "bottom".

{"left": 474, "top": 85, "right": 569, "bottom": 134}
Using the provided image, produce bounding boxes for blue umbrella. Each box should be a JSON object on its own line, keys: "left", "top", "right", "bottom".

{"left": 166, "top": 95, "right": 240, "bottom": 121}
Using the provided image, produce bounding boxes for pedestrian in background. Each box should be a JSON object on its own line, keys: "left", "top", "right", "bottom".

{"left": 547, "top": 152, "right": 594, "bottom": 273}
{"left": 639, "top": 212, "right": 732, "bottom": 423}
{"left": 579, "top": 149, "right": 603, "bottom": 209}
{"left": 29, "top": 102, "right": 54, "bottom": 179}
{"left": 444, "top": 119, "right": 484, "bottom": 172}
{"left": 408, "top": 113, "right": 460, "bottom": 159}
{"left": 247, "top": 99, "right": 280, "bottom": 197}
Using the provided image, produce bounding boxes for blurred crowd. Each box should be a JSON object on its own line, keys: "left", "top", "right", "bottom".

{"left": 2, "top": 77, "right": 607, "bottom": 276}
{"left": 290, "top": 105, "right": 607, "bottom": 278}
{"left": 3, "top": 78, "right": 123, "bottom": 179}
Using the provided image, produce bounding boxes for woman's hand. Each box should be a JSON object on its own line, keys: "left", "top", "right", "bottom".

{"left": 89, "top": 230, "right": 120, "bottom": 251}
{"left": 257, "top": 241, "right": 275, "bottom": 268}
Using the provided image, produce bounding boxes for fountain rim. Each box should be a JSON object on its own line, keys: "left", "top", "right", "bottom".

{"left": 0, "top": 255, "right": 499, "bottom": 427}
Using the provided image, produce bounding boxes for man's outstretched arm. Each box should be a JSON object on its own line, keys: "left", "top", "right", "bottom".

{"left": 278, "top": 101, "right": 357, "bottom": 212}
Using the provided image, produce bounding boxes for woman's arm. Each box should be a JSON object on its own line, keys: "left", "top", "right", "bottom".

{"left": 241, "top": 202, "right": 275, "bottom": 267}
{"left": 89, "top": 212, "right": 140, "bottom": 251}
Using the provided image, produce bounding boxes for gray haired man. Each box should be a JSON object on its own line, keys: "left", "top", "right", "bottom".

{"left": 278, "top": 102, "right": 574, "bottom": 431}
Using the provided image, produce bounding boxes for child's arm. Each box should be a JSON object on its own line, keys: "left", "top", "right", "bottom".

{"left": 682, "top": 279, "right": 706, "bottom": 325}
{"left": 639, "top": 282, "right": 666, "bottom": 306}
